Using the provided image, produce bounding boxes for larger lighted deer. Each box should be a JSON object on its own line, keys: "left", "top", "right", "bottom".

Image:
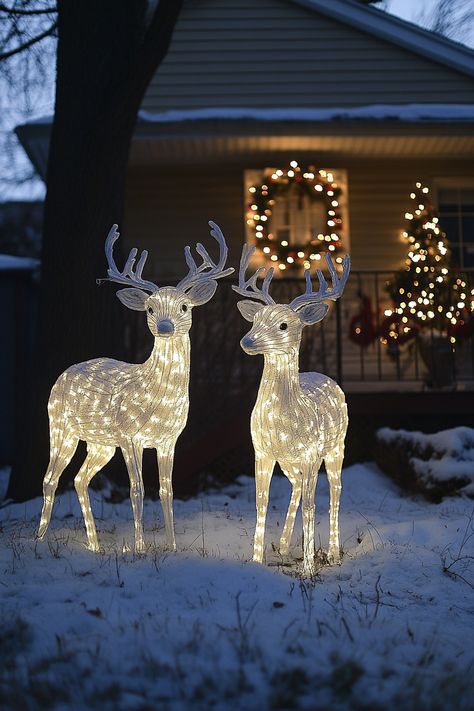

{"left": 234, "top": 247, "right": 350, "bottom": 576}
{"left": 37, "top": 221, "right": 233, "bottom": 553}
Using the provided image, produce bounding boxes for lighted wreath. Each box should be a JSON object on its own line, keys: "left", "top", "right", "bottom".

{"left": 246, "top": 161, "right": 345, "bottom": 272}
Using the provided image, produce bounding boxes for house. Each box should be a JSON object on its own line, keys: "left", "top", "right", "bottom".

{"left": 0, "top": 200, "right": 43, "bottom": 258}
{"left": 15, "top": 0, "right": 474, "bottom": 484}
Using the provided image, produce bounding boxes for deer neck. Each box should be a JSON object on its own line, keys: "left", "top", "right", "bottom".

{"left": 259, "top": 348, "right": 301, "bottom": 402}
{"left": 144, "top": 334, "right": 191, "bottom": 383}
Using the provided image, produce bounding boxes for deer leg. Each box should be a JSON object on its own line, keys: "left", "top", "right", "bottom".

{"left": 325, "top": 448, "right": 344, "bottom": 565}
{"left": 253, "top": 453, "right": 275, "bottom": 564}
{"left": 156, "top": 442, "right": 177, "bottom": 552}
{"left": 121, "top": 441, "right": 145, "bottom": 553}
{"left": 279, "top": 467, "right": 301, "bottom": 556}
{"left": 74, "top": 443, "right": 115, "bottom": 552}
{"left": 37, "top": 434, "right": 78, "bottom": 539}
{"left": 301, "top": 462, "right": 320, "bottom": 577}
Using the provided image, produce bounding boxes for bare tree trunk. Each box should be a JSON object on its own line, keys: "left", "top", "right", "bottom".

{"left": 8, "top": 0, "right": 183, "bottom": 501}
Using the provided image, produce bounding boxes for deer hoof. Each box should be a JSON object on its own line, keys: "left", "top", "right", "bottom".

{"left": 327, "top": 548, "right": 341, "bottom": 565}
{"left": 302, "top": 563, "right": 317, "bottom": 578}
{"left": 86, "top": 541, "right": 101, "bottom": 553}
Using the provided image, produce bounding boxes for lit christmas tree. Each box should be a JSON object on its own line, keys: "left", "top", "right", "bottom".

{"left": 384, "top": 182, "right": 473, "bottom": 346}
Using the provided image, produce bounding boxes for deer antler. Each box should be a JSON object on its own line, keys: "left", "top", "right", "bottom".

{"left": 232, "top": 244, "right": 276, "bottom": 305}
{"left": 290, "top": 253, "right": 351, "bottom": 310}
{"left": 100, "top": 225, "right": 159, "bottom": 292}
{"left": 176, "top": 221, "right": 234, "bottom": 292}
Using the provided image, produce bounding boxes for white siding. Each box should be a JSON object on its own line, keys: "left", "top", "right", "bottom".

{"left": 142, "top": 0, "right": 474, "bottom": 112}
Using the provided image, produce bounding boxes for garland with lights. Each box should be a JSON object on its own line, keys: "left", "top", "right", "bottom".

{"left": 246, "top": 161, "right": 345, "bottom": 272}
{"left": 383, "top": 182, "right": 474, "bottom": 347}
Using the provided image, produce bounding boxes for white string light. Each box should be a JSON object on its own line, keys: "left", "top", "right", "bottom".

{"left": 234, "top": 246, "right": 350, "bottom": 575}
{"left": 37, "top": 221, "right": 233, "bottom": 552}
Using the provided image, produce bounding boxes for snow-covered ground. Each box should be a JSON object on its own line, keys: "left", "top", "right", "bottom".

{"left": 1, "top": 464, "right": 473, "bottom": 710}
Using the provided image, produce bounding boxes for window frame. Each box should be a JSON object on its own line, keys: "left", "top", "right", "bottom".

{"left": 434, "top": 177, "right": 474, "bottom": 270}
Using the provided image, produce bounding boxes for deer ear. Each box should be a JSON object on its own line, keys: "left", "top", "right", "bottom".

{"left": 116, "top": 288, "right": 149, "bottom": 311}
{"left": 296, "top": 302, "right": 329, "bottom": 325}
{"left": 237, "top": 300, "right": 262, "bottom": 322}
{"left": 186, "top": 279, "right": 217, "bottom": 306}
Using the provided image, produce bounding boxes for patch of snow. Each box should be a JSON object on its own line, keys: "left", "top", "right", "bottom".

{"left": 138, "top": 104, "right": 474, "bottom": 124}
{"left": 1, "top": 463, "right": 473, "bottom": 708}
{"left": 22, "top": 104, "right": 474, "bottom": 131}
{"left": 0, "top": 254, "right": 39, "bottom": 271}
{"left": 378, "top": 426, "right": 474, "bottom": 490}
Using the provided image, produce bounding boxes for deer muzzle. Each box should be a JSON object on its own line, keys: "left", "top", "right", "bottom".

{"left": 241, "top": 335, "right": 257, "bottom": 354}
{"left": 157, "top": 319, "right": 175, "bottom": 336}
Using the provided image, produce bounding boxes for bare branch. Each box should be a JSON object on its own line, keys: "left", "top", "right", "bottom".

{"left": 0, "top": 18, "right": 56, "bottom": 61}
{"left": 0, "top": 3, "right": 56, "bottom": 15}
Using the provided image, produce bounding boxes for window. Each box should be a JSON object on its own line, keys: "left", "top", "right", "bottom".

{"left": 269, "top": 182, "right": 329, "bottom": 246}
{"left": 438, "top": 187, "right": 474, "bottom": 268}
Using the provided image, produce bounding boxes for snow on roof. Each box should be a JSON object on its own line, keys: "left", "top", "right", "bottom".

{"left": 0, "top": 254, "right": 39, "bottom": 271}
{"left": 138, "top": 104, "right": 474, "bottom": 124}
{"left": 293, "top": 0, "right": 474, "bottom": 78}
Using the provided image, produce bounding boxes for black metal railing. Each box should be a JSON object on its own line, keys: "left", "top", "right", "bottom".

{"left": 125, "top": 270, "right": 474, "bottom": 395}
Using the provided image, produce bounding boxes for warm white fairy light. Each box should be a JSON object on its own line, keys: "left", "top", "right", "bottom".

{"left": 246, "top": 162, "right": 345, "bottom": 271}
{"left": 233, "top": 246, "right": 350, "bottom": 576}
{"left": 37, "top": 221, "right": 233, "bottom": 552}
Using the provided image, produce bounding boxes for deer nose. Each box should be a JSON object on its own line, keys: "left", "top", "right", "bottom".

{"left": 157, "top": 319, "right": 174, "bottom": 335}
{"left": 241, "top": 335, "right": 255, "bottom": 351}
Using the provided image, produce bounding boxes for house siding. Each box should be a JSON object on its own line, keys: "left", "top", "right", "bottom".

{"left": 141, "top": 0, "right": 474, "bottom": 113}
{"left": 124, "top": 159, "right": 474, "bottom": 277}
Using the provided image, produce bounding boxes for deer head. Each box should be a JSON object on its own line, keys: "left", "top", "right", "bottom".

{"left": 101, "top": 221, "right": 234, "bottom": 338}
{"left": 233, "top": 245, "right": 350, "bottom": 355}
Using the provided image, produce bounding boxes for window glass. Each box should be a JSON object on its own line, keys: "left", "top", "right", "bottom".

{"left": 438, "top": 186, "right": 474, "bottom": 269}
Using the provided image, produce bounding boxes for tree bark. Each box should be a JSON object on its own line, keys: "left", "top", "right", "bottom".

{"left": 8, "top": 0, "right": 183, "bottom": 500}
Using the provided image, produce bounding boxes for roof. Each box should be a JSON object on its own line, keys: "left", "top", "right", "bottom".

{"left": 292, "top": 0, "right": 474, "bottom": 78}
{"left": 0, "top": 254, "right": 39, "bottom": 272}
{"left": 137, "top": 104, "right": 474, "bottom": 124}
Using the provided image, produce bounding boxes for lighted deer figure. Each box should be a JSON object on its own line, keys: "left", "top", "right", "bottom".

{"left": 37, "top": 221, "right": 233, "bottom": 553}
{"left": 233, "top": 246, "right": 350, "bottom": 575}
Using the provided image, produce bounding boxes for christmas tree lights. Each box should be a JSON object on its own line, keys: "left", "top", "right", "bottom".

{"left": 246, "top": 161, "right": 345, "bottom": 272}
{"left": 384, "top": 182, "right": 474, "bottom": 346}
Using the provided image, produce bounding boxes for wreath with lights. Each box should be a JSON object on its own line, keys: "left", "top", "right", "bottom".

{"left": 246, "top": 161, "right": 345, "bottom": 271}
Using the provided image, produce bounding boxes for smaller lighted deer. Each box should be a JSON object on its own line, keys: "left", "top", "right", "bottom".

{"left": 233, "top": 247, "right": 350, "bottom": 575}
{"left": 37, "top": 221, "right": 233, "bottom": 552}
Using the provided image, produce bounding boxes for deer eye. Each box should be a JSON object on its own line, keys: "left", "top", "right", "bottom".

{"left": 181, "top": 303, "right": 188, "bottom": 313}
{"left": 147, "top": 306, "right": 154, "bottom": 315}
{"left": 280, "top": 322, "right": 288, "bottom": 330}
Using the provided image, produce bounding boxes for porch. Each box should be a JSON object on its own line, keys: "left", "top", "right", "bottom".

{"left": 129, "top": 270, "right": 474, "bottom": 393}
{"left": 126, "top": 269, "right": 474, "bottom": 493}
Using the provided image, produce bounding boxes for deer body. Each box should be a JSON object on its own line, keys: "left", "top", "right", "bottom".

{"left": 234, "top": 250, "right": 350, "bottom": 575}
{"left": 54, "top": 335, "right": 190, "bottom": 448}
{"left": 254, "top": 353, "right": 347, "bottom": 467}
{"left": 37, "top": 223, "right": 232, "bottom": 553}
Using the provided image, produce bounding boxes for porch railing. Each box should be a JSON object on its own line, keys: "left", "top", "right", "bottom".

{"left": 126, "top": 269, "right": 474, "bottom": 393}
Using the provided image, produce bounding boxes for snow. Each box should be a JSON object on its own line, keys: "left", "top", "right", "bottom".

{"left": 0, "top": 254, "right": 39, "bottom": 271}
{"left": 22, "top": 104, "right": 474, "bottom": 131}
{"left": 138, "top": 104, "right": 474, "bottom": 124}
{"left": 378, "top": 426, "right": 474, "bottom": 494}
{"left": 1, "top": 463, "right": 473, "bottom": 709}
